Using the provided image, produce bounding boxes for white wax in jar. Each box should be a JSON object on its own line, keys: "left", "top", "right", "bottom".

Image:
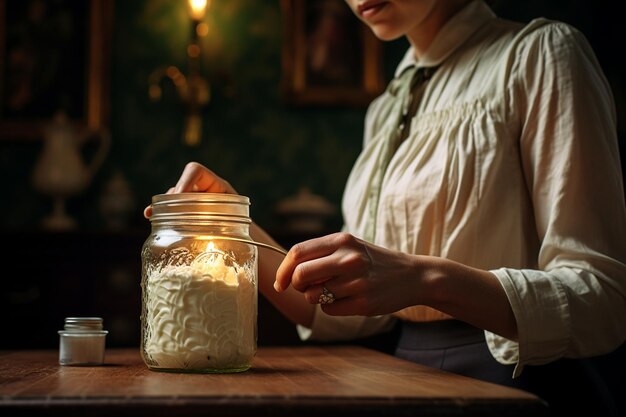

{"left": 144, "top": 254, "right": 256, "bottom": 370}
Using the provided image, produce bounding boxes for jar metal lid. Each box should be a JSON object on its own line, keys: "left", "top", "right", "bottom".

{"left": 60, "top": 317, "right": 108, "bottom": 334}
{"left": 150, "top": 193, "right": 250, "bottom": 222}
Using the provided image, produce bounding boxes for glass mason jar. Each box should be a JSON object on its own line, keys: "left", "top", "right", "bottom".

{"left": 141, "top": 193, "right": 258, "bottom": 373}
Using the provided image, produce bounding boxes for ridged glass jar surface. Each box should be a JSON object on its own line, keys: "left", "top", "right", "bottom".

{"left": 141, "top": 193, "right": 258, "bottom": 373}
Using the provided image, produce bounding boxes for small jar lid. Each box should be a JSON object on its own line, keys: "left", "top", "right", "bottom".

{"left": 59, "top": 317, "right": 108, "bottom": 335}
{"left": 64, "top": 317, "right": 103, "bottom": 330}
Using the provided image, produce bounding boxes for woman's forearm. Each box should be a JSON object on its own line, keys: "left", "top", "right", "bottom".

{"left": 415, "top": 256, "right": 518, "bottom": 340}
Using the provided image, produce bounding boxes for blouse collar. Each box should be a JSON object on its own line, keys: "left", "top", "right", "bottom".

{"left": 394, "top": 0, "right": 496, "bottom": 77}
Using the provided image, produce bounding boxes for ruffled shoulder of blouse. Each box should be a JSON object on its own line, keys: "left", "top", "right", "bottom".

{"left": 509, "top": 18, "right": 597, "bottom": 72}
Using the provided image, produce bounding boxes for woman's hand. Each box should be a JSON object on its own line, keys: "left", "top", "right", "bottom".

{"left": 143, "top": 161, "right": 237, "bottom": 218}
{"left": 274, "top": 232, "right": 425, "bottom": 316}
{"left": 273, "top": 232, "right": 518, "bottom": 340}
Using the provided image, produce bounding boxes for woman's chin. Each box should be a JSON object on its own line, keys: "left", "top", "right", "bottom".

{"left": 369, "top": 25, "right": 405, "bottom": 41}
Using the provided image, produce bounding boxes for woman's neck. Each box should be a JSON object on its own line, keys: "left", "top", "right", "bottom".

{"left": 407, "top": 0, "right": 471, "bottom": 59}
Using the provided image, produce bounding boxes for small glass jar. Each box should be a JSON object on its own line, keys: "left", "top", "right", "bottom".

{"left": 141, "top": 193, "right": 258, "bottom": 373}
{"left": 58, "top": 317, "right": 108, "bottom": 366}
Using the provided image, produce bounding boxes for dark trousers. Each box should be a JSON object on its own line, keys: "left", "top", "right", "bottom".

{"left": 395, "top": 320, "right": 625, "bottom": 417}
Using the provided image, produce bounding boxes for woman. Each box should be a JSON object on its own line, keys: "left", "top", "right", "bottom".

{"left": 146, "top": 1, "right": 626, "bottom": 415}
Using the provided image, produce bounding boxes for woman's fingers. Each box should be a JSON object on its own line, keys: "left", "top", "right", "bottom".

{"left": 275, "top": 233, "right": 366, "bottom": 292}
{"left": 174, "top": 162, "right": 205, "bottom": 193}
{"left": 143, "top": 164, "right": 235, "bottom": 220}
{"left": 275, "top": 235, "right": 338, "bottom": 292}
{"left": 303, "top": 284, "right": 329, "bottom": 304}
{"left": 302, "top": 276, "right": 367, "bottom": 305}
{"left": 174, "top": 162, "right": 236, "bottom": 194}
{"left": 299, "top": 285, "right": 376, "bottom": 316}
{"left": 305, "top": 283, "right": 344, "bottom": 305}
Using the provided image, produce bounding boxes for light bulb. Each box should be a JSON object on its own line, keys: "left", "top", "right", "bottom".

{"left": 188, "top": 0, "right": 208, "bottom": 20}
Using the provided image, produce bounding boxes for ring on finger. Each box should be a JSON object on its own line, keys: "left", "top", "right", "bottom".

{"left": 318, "top": 286, "right": 336, "bottom": 305}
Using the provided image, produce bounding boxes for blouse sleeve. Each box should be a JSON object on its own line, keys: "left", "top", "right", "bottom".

{"left": 486, "top": 20, "right": 626, "bottom": 377}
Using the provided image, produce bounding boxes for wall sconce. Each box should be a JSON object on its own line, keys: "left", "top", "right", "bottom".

{"left": 148, "top": 0, "right": 211, "bottom": 146}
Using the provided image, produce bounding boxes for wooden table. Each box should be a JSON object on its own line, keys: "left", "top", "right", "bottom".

{"left": 0, "top": 346, "right": 547, "bottom": 416}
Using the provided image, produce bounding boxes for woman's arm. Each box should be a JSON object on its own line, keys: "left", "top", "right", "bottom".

{"left": 275, "top": 232, "right": 518, "bottom": 340}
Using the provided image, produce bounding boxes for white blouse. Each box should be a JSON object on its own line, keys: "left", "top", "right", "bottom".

{"left": 297, "top": 0, "right": 626, "bottom": 377}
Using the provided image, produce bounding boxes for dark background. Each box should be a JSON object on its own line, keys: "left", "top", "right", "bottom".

{"left": 0, "top": 0, "right": 624, "bottom": 350}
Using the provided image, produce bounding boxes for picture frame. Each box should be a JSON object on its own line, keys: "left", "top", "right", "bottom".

{"left": 0, "top": 0, "right": 112, "bottom": 140}
{"left": 280, "top": 0, "right": 385, "bottom": 106}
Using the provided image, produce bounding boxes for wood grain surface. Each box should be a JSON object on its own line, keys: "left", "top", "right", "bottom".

{"left": 0, "top": 346, "right": 547, "bottom": 416}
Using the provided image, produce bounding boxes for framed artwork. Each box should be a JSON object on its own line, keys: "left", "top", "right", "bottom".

{"left": 280, "top": 0, "right": 385, "bottom": 106}
{"left": 0, "top": 0, "right": 112, "bottom": 139}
